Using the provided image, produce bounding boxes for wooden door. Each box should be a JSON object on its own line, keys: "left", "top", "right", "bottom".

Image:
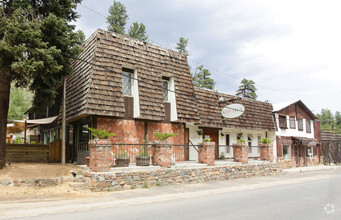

{"left": 184, "top": 128, "right": 189, "bottom": 161}
{"left": 203, "top": 129, "right": 219, "bottom": 159}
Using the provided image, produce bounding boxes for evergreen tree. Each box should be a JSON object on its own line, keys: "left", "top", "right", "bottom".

{"left": 8, "top": 84, "right": 33, "bottom": 120}
{"left": 335, "top": 111, "right": 341, "bottom": 130}
{"left": 128, "top": 22, "right": 148, "bottom": 42}
{"left": 316, "top": 109, "right": 336, "bottom": 130}
{"left": 235, "top": 78, "right": 257, "bottom": 99}
{"left": 106, "top": 1, "right": 128, "bottom": 35}
{"left": 0, "top": 0, "right": 83, "bottom": 169}
{"left": 176, "top": 37, "right": 189, "bottom": 56}
{"left": 192, "top": 65, "right": 216, "bottom": 90}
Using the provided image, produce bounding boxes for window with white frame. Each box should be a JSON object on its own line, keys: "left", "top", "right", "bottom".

{"left": 307, "top": 146, "right": 313, "bottom": 157}
{"left": 283, "top": 145, "right": 290, "bottom": 159}
{"left": 162, "top": 76, "right": 169, "bottom": 102}
{"left": 306, "top": 120, "right": 311, "bottom": 133}
{"left": 289, "top": 117, "right": 296, "bottom": 129}
{"left": 298, "top": 118, "right": 303, "bottom": 131}
{"left": 279, "top": 115, "right": 287, "bottom": 129}
{"left": 248, "top": 135, "right": 252, "bottom": 153}
{"left": 122, "top": 69, "right": 133, "bottom": 96}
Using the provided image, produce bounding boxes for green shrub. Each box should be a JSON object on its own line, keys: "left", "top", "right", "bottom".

{"left": 237, "top": 138, "right": 246, "bottom": 143}
{"left": 154, "top": 132, "right": 178, "bottom": 141}
{"left": 203, "top": 138, "right": 211, "bottom": 142}
{"left": 87, "top": 127, "right": 115, "bottom": 139}
{"left": 260, "top": 138, "right": 273, "bottom": 144}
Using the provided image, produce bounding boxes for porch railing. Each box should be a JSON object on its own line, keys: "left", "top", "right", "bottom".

{"left": 76, "top": 143, "right": 264, "bottom": 164}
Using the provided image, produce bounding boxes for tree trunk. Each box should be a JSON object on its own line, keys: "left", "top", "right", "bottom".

{"left": 0, "top": 67, "right": 11, "bottom": 169}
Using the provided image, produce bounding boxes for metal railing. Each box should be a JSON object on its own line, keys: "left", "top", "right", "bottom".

{"left": 80, "top": 143, "right": 266, "bottom": 164}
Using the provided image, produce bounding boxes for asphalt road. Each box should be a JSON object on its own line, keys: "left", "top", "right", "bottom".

{"left": 1, "top": 166, "right": 340, "bottom": 220}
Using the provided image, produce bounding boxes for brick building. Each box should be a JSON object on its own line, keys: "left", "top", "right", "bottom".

{"left": 273, "top": 100, "right": 321, "bottom": 167}
{"left": 54, "top": 29, "right": 277, "bottom": 164}
{"left": 64, "top": 29, "right": 199, "bottom": 163}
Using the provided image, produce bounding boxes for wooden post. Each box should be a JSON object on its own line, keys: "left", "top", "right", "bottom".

{"left": 24, "top": 120, "right": 27, "bottom": 144}
{"left": 61, "top": 77, "right": 66, "bottom": 164}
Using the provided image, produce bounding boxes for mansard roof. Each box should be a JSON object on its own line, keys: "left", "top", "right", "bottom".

{"left": 65, "top": 29, "right": 199, "bottom": 123}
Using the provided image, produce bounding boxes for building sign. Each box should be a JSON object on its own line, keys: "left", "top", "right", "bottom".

{"left": 221, "top": 103, "right": 245, "bottom": 119}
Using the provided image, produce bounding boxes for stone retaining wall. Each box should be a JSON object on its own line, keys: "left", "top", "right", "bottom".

{"left": 277, "top": 158, "right": 296, "bottom": 169}
{"left": 0, "top": 176, "right": 84, "bottom": 187}
{"left": 88, "top": 163, "right": 284, "bottom": 191}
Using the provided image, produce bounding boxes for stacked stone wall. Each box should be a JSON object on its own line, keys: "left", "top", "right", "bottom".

{"left": 89, "top": 163, "right": 283, "bottom": 191}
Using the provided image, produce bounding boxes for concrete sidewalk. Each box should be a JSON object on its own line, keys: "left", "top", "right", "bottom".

{"left": 284, "top": 164, "right": 339, "bottom": 173}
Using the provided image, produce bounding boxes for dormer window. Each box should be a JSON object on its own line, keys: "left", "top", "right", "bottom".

{"left": 162, "top": 76, "right": 170, "bottom": 102}
{"left": 122, "top": 68, "right": 133, "bottom": 96}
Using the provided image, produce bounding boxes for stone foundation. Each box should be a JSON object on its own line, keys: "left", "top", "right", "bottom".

{"left": 89, "top": 139, "right": 114, "bottom": 172}
{"left": 233, "top": 143, "right": 248, "bottom": 164}
{"left": 307, "top": 156, "right": 321, "bottom": 166}
{"left": 277, "top": 157, "right": 296, "bottom": 169}
{"left": 89, "top": 163, "right": 283, "bottom": 191}
{"left": 198, "top": 142, "right": 215, "bottom": 166}
{"left": 260, "top": 144, "right": 274, "bottom": 162}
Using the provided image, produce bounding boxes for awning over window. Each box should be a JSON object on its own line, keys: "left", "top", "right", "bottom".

{"left": 292, "top": 136, "right": 317, "bottom": 146}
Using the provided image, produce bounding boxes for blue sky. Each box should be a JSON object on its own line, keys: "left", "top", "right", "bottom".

{"left": 74, "top": 0, "right": 341, "bottom": 114}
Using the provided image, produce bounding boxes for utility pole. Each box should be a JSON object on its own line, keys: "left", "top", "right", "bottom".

{"left": 61, "top": 77, "right": 66, "bottom": 164}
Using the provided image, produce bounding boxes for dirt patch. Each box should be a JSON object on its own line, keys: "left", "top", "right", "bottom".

{"left": 0, "top": 163, "right": 108, "bottom": 201}
{"left": 0, "top": 162, "right": 81, "bottom": 179}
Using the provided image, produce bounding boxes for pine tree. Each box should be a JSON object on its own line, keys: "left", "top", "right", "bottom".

{"left": 235, "top": 78, "right": 257, "bottom": 99}
{"left": 106, "top": 1, "right": 129, "bottom": 35}
{"left": 0, "top": 0, "right": 83, "bottom": 169}
{"left": 128, "top": 22, "right": 148, "bottom": 42}
{"left": 192, "top": 65, "right": 216, "bottom": 90}
{"left": 176, "top": 37, "right": 189, "bottom": 56}
{"left": 8, "top": 84, "right": 33, "bottom": 120}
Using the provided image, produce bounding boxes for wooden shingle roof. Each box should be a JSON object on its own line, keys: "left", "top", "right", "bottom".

{"left": 195, "top": 88, "right": 275, "bottom": 131}
{"left": 66, "top": 29, "right": 199, "bottom": 123}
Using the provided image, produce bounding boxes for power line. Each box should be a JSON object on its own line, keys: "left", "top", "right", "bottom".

{"left": 77, "top": 3, "right": 337, "bottom": 100}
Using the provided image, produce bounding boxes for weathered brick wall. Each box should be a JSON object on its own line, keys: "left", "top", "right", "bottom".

{"left": 152, "top": 143, "right": 173, "bottom": 168}
{"left": 89, "top": 139, "right": 114, "bottom": 172}
{"left": 89, "top": 163, "right": 283, "bottom": 191}
{"left": 198, "top": 142, "right": 215, "bottom": 166}
{"left": 97, "top": 118, "right": 184, "bottom": 145}
{"left": 233, "top": 143, "right": 248, "bottom": 164}
{"left": 260, "top": 144, "right": 274, "bottom": 162}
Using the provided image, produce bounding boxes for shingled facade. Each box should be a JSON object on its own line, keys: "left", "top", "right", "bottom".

{"left": 65, "top": 29, "right": 199, "bottom": 162}
{"left": 186, "top": 88, "right": 276, "bottom": 161}
{"left": 63, "top": 29, "right": 278, "bottom": 163}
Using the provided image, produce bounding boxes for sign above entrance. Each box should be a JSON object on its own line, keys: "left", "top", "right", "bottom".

{"left": 221, "top": 103, "right": 245, "bottom": 119}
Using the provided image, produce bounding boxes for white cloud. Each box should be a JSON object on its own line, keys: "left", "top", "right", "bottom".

{"left": 74, "top": 0, "right": 341, "bottom": 113}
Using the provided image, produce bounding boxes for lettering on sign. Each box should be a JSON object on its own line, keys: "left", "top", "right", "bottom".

{"left": 221, "top": 103, "right": 245, "bottom": 119}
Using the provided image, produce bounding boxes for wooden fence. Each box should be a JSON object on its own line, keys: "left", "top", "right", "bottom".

{"left": 6, "top": 144, "right": 49, "bottom": 162}
{"left": 5, "top": 140, "right": 71, "bottom": 163}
